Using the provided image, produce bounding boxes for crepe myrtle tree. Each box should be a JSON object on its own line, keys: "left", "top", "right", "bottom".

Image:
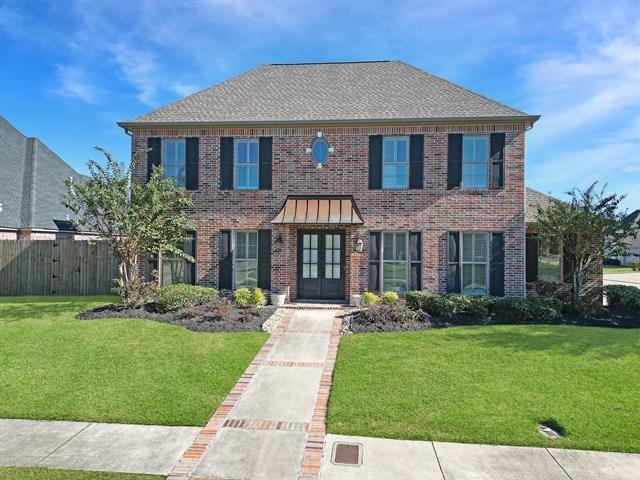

{"left": 64, "top": 147, "right": 194, "bottom": 287}
{"left": 536, "top": 182, "right": 637, "bottom": 306}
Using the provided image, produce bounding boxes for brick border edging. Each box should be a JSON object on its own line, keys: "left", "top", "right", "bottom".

{"left": 167, "top": 309, "right": 295, "bottom": 480}
{"left": 298, "top": 310, "right": 343, "bottom": 480}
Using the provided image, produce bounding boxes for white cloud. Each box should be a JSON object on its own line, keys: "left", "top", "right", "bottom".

{"left": 109, "top": 43, "right": 161, "bottom": 106}
{"left": 52, "top": 65, "right": 103, "bottom": 104}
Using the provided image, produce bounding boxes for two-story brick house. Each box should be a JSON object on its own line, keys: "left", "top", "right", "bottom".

{"left": 118, "top": 61, "right": 539, "bottom": 301}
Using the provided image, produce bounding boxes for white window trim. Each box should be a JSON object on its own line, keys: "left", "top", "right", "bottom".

{"left": 161, "top": 138, "right": 187, "bottom": 187}
{"left": 382, "top": 136, "right": 410, "bottom": 190}
{"left": 232, "top": 230, "right": 258, "bottom": 289}
{"left": 461, "top": 134, "right": 490, "bottom": 190}
{"left": 234, "top": 138, "right": 260, "bottom": 190}
{"left": 460, "top": 231, "right": 490, "bottom": 295}
{"left": 380, "top": 230, "right": 409, "bottom": 293}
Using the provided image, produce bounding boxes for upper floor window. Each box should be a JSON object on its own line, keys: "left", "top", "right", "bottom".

{"left": 462, "top": 135, "right": 489, "bottom": 189}
{"left": 235, "top": 139, "right": 259, "bottom": 190}
{"left": 382, "top": 137, "right": 409, "bottom": 189}
{"left": 162, "top": 139, "right": 186, "bottom": 188}
{"left": 461, "top": 232, "right": 489, "bottom": 295}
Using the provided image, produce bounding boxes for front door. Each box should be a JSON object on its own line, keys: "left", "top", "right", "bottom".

{"left": 297, "top": 230, "right": 345, "bottom": 300}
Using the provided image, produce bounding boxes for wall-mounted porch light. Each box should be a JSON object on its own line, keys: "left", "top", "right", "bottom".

{"left": 354, "top": 237, "right": 364, "bottom": 253}
{"left": 274, "top": 234, "right": 283, "bottom": 253}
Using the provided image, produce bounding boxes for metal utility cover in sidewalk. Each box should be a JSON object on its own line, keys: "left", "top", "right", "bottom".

{"left": 332, "top": 442, "right": 363, "bottom": 466}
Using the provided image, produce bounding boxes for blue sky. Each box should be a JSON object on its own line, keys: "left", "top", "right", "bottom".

{"left": 1, "top": 0, "right": 638, "bottom": 208}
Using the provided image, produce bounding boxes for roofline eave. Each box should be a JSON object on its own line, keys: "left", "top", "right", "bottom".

{"left": 117, "top": 114, "right": 541, "bottom": 130}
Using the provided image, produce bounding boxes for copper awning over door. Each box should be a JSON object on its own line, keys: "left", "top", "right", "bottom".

{"left": 271, "top": 196, "right": 364, "bottom": 224}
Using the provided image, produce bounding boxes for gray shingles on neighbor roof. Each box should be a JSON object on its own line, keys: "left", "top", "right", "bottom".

{"left": 119, "top": 61, "right": 539, "bottom": 126}
{"left": 526, "top": 187, "right": 557, "bottom": 224}
{"left": 0, "top": 115, "right": 85, "bottom": 231}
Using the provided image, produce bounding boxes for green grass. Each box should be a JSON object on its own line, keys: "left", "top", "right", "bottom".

{"left": 328, "top": 325, "right": 640, "bottom": 453}
{"left": 0, "top": 467, "right": 161, "bottom": 480}
{"left": 603, "top": 266, "right": 635, "bottom": 274}
{"left": 0, "top": 296, "right": 267, "bottom": 426}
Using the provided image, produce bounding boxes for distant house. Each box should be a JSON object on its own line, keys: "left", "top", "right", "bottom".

{"left": 618, "top": 210, "right": 640, "bottom": 265}
{"left": 0, "top": 116, "right": 92, "bottom": 240}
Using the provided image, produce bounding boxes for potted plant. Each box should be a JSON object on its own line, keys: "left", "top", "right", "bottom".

{"left": 270, "top": 288, "right": 287, "bottom": 307}
{"left": 350, "top": 293, "right": 363, "bottom": 307}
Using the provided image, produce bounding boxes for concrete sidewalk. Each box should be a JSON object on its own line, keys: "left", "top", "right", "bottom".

{"left": 0, "top": 418, "right": 199, "bottom": 475}
{"left": 321, "top": 434, "right": 640, "bottom": 480}
{"left": 604, "top": 272, "right": 640, "bottom": 287}
{"left": 168, "top": 308, "right": 342, "bottom": 480}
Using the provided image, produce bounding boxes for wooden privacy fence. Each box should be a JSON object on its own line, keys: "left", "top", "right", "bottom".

{"left": 0, "top": 240, "right": 119, "bottom": 296}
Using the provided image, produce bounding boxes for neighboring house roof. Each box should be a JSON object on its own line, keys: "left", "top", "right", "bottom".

{"left": 525, "top": 187, "right": 557, "bottom": 224}
{"left": 119, "top": 61, "right": 539, "bottom": 127}
{"left": 0, "top": 115, "right": 85, "bottom": 231}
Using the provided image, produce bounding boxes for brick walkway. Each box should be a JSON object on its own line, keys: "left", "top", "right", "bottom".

{"left": 167, "top": 308, "right": 342, "bottom": 480}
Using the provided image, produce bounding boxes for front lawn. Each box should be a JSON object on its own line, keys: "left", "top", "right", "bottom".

{"left": 0, "top": 296, "right": 267, "bottom": 426}
{"left": 0, "top": 467, "right": 161, "bottom": 480}
{"left": 328, "top": 325, "right": 640, "bottom": 453}
{"left": 603, "top": 266, "right": 635, "bottom": 274}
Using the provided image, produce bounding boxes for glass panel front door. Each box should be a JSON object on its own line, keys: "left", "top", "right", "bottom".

{"left": 297, "top": 230, "right": 345, "bottom": 299}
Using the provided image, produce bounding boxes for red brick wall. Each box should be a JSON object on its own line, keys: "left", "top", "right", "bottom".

{"left": 129, "top": 122, "right": 528, "bottom": 299}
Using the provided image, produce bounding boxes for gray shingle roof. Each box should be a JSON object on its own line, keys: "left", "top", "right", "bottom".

{"left": 526, "top": 187, "right": 557, "bottom": 224}
{"left": 119, "top": 61, "right": 538, "bottom": 126}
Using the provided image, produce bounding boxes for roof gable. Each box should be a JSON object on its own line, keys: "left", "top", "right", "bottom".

{"left": 120, "top": 61, "right": 538, "bottom": 126}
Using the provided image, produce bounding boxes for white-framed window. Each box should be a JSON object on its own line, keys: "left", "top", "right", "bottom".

{"left": 235, "top": 139, "right": 259, "bottom": 190}
{"left": 162, "top": 139, "right": 186, "bottom": 188}
{"left": 382, "top": 136, "right": 409, "bottom": 189}
{"left": 539, "top": 237, "right": 562, "bottom": 282}
{"left": 161, "top": 232, "right": 195, "bottom": 286}
{"left": 461, "top": 232, "right": 489, "bottom": 295}
{"left": 234, "top": 231, "right": 258, "bottom": 288}
{"left": 462, "top": 135, "right": 489, "bottom": 189}
{"left": 382, "top": 231, "right": 408, "bottom": 292}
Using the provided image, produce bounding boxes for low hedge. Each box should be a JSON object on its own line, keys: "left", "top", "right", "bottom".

{"left": 492, "top": 296, "right": 563, "bottom": 323}
{"left": 157, "top": 284, "right": 219, "bottom": 312}
{"left": 406, "top": 291, "right": 496, "bottom": 318}
{"left": 602, "top": 285, "right": 640, "bottom": 311}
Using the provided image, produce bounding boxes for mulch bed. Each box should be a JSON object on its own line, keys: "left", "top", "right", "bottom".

{"left": 77, "top": 302, "right": 277, "bottom": 332}
{"left": 344, "top": 307, "right": 638, "bottom": 334}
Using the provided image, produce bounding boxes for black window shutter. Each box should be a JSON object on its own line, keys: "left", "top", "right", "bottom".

{"left": 447, "top": 231, "right": 461, "bottom": 292}
{"left": 525, "top": 234, "right": 539, "bottom": 283}
{"left": 490, "top": 232, "right": 505, "bottom": 296}
{"left": 368, "top": 135, "right": 382, "bottom": 190}
{"left": 185, "top": 231, "right": 196, "bottom": 285}
{"left": 409, "top": 231, "right": 422, "bottom": 290}
{"left": 409, "top": 135, "right": 424, "bottom": 189}
{"left": 257, "top": 229, "right": 271, "bottom": 289}
{"left": 147, "top": 138, "right": 161, "bottom": 181}
{"left": 259, "top": 137, "right": 272, "bottom": 190}
{"left": 219, "top": 230, "right": 232, "bottom": 289}
{"left": 368, "top": 231, "right": 382, "bottom": 291}
{"left": 220, "top": 137, "right": 234, "bottom": 190}
{"left": 490, "top": 133, "right": 505, "bottom": 189}
{"left": 185, "top": 138, "right": 199, "bottom": 190}
{"left": 447, "top": 134, "right": 462, "bottom": 189}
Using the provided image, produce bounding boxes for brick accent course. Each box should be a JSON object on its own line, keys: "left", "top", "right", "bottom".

{"left": 129, "top": 122, "right": 528, "bottom": 299}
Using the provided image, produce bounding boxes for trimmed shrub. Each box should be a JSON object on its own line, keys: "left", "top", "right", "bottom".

{"left": 251, "top": 288, "right": 266, "bottom": 306}
{"left": 492, "top": 296, "right": 563, "bottom": 323}
{"left": 405, "top": 290, "right": 431, "bottom": 310}
{"left": 405, "top": 291, "right": 462, "bottom": 317}
{"left": 361, "top": 302, "right": 419, "bottom": 325}
{"left": 466, "top": 295, "right": 497, "bottom": 318}
{"left": 380, "top": 291, "right": 399, "bottom": 305}
{"left": 602, "top": 285, "right": 640, "bottom": 311}
{"left": 361, "top": 291, "right": 380, "bottom": 307}
{"left": 157, "top": 284, "right": 219, "bottom": 312}
{"left": 233, "top": 288, "right": 265, "bottom": 308}
{"left": 113, "top": 277, "right": 159, "bottom": 307}
{"left": 629, "top": 261, "right": 639, "bottom": 272}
